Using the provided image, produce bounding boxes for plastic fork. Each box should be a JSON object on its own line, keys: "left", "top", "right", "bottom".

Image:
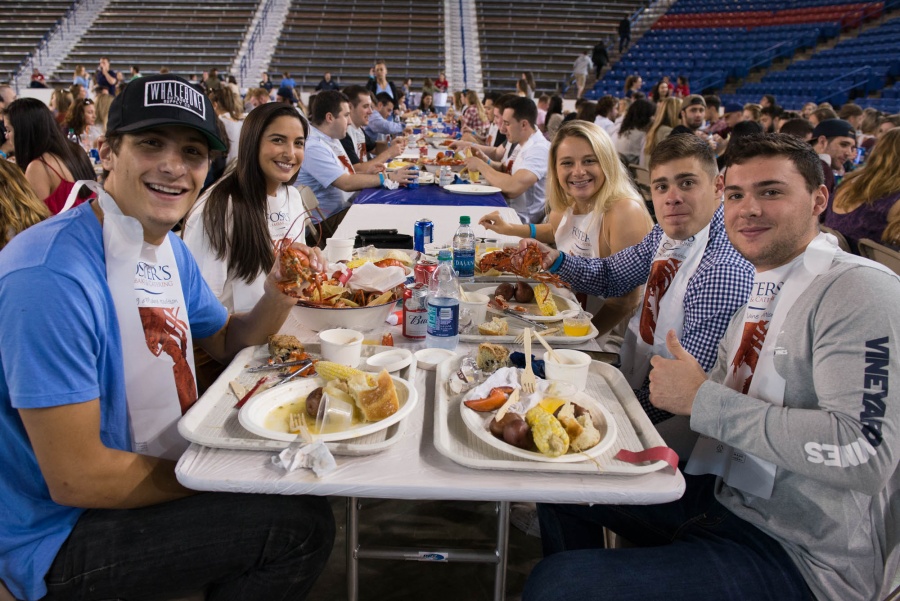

{"left": 513, "top": 326, "right": 559, "bottom": 345}
{"left": 521, "top": 328, "right": 536, "bottom": 394}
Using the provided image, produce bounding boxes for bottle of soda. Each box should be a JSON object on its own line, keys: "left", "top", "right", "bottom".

{"left": 426, "top": 249, "right": 460, "bottom": 350}
{"left": 452, "top": 216, "right": 476, "bottom": 282}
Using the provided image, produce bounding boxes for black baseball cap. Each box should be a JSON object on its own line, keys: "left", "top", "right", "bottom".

{"left": 812, "top": 118, "right": 856, "bottom": 140}
{"left": 106, "top": 74, "right": 226, "bottom": 151}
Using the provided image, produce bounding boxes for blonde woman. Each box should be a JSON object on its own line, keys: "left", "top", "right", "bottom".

{"left": 461, "top": 90, "right": 490, "bottom": 141}
{"left": 0, "top": 160, "right": 50, "bottom": 250}
{"left": 825, "top": 128, "right": 900, "bottom": 253}
{"left": 479, "top": 120, "right": 653, "bottom": 349}
{"left": 93, "top": 93, "right": 113, "bottom": 131}
{"left": 640, "top": 96, "right": 681, "bottom": 167}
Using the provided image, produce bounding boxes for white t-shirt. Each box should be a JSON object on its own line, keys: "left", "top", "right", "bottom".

{"left": 509, "top": 131, "right": 551, "bottom": 225}
{"left": 348, "top": 124, "right": 368, "bottom": 163}
{"left": 182, "top": 184, "right": 307, "bottom": 313}
{"left": 296, "top": 126, "right": 356, "bottom": 220}
{"left": 218, "top": 114, "right": 244, "bottom": 164}
{"left": 594, "top": 115, "right": 618, "bottom": 137}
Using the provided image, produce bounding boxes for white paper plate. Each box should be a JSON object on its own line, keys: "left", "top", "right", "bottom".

{"left": 444, "top": 184, "right": 502, "bottom": 195}
{"left": 476, "top": 286, "right": 580, "bottom": 322}
{"left": 459, "top": 390, "right": 618, "bottom": 463}
{"left": 414, "top": 348, "right": 457, "bottom": 371}
{"left": 239, "top": 376, "right": 417, "bottom": 442}
{"left": 366, "top": 349, "right": 414, "bottom": 373}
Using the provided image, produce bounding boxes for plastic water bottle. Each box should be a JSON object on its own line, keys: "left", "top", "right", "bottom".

{"left": 452, "top": 215, "right": 476, "bottom": 283}
{"left": 426, "top": 249, "right": 460, "bottom": 350}
{"left": 67, "top": 128, "right": 80, "bottom": 145}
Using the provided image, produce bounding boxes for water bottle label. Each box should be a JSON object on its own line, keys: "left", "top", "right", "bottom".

{"left": 453, "top": 250, "right": 475, "bottom": 278}
{"left": 427, "top": 301, "right": 459, "bottom": 337}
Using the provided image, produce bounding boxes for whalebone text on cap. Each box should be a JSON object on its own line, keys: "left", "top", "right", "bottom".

{"left": 144, "top": 80, "right": 205, "bottom": 119}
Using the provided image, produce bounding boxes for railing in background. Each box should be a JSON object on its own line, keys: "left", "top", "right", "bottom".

{"left": 239, "top": 0, "right": 275, "bottom": 88}
{"left": 14, "top": 0, "right": 87, "bottom": 92}
{"left": 817, "top": 65, "right": 872, "bottom": 105}
{"left": 457, "top": 0, "right": 467, "bottom": 90}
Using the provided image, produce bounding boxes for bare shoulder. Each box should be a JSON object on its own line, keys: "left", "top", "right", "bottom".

{"left": 606, "top": 196, "right": 652, "bottom": 229}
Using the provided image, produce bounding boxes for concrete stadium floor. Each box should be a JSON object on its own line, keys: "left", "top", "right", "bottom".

{"left": 307, "top": 497, "right": 543, "bottom": 601}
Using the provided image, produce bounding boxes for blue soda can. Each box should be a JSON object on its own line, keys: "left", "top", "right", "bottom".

{"left": 414, "top": 218, "right": 433, "bottom": 253}
{"left": 89, "top": 148, "right": 100, "bottom": 164}
{"left": 407, "top": 165, "right": 420, "bottom": 189}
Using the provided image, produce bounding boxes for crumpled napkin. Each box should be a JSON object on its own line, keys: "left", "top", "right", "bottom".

{"left": 463, "top": 367, "right": 549, "bottom": 416}
{"left": 271, "top": 440, "right": 336, "bottom": 477}
{"left": 346, "top": 261, "right": 407, "bottom": 293}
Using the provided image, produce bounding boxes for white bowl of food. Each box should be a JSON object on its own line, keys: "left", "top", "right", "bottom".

{"left": 291, "top": 299, "right": 399, "bottom": 333}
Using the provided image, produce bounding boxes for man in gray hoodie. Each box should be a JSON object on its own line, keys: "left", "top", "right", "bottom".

{"left": 524, "top": 133, "right": 899, "bottom": 601}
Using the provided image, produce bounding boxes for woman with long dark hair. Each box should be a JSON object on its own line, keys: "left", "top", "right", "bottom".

{"left": 4, "top": 98, "right": 95, "bottom": 214}
{"left": 182, "top": 103, "right": 314, "bottom": 313}
{"left": 544, "top": 95, "right": 564, "bottom": 140}
{"left": 613, "top": 98, "right": 655, "bottom": 165}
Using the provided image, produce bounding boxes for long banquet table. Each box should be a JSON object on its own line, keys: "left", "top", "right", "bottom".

{"left": 176, "top": 306, "right": 685, "bottom": 600}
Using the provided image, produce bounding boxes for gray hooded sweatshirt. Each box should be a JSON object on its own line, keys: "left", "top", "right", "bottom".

{"left": 693, "top": 257, "right": 899, "bottom": 601}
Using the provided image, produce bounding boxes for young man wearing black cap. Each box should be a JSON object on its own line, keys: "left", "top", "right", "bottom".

{"left": 811, "top": 118, "right": 857, "bottom": 195}
{"left": 0, "top": 74, "right": 334, "bottom": 601}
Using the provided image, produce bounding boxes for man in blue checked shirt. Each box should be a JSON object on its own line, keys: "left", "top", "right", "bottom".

{"left": 520, "top": 134, "right": 754, "bottom": 457}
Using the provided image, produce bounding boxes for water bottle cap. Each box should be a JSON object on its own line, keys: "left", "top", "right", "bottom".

{"left": 437, "top": 249, "right": 452, "bottom": 261}
{"left": 459, "top": 216, "right": 470, "bottom": 225}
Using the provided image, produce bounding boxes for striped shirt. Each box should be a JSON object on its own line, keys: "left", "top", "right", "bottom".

{"left": 552, "top": 204, "right": 754, "bottom": 422}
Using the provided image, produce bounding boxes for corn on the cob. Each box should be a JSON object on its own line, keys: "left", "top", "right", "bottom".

{"left": 533, "top": 284, "right": 559, "bottom": 316}
{"left": 525, "top": 406, "right": 569, "bottom": 457}
{"left": 315, "top": 361, "right": 368, "bottom": 383}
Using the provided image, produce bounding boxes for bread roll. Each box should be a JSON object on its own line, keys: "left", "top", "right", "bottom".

{"left": 477, "top": 317, "right": 509, "bottom": 336}
{"left": 348, "top": 370, "right": 400, "bottom": 421}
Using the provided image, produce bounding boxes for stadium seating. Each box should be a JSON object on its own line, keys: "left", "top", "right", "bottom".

{"left": 55, "top": 0, "right": 257, "bottom": 80}
{"left": 728, "top": 16, "right": 900, "bottom": 110}
{"left": 268, "top": 0, "right": 444, "bottom": 91}
{"left": 0, "top": 1, "right": 72, "bottom": 81}
{"left": 476, "top": 0, "right": 643, "bottom": 93}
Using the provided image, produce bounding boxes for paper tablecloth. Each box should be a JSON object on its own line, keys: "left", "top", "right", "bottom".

{"left": 176, "top": 361, "right": 684, "bottom": 504}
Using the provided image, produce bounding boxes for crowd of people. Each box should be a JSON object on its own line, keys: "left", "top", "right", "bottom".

{"left": 0, "top": 53, "right": 898, "bottom": 601}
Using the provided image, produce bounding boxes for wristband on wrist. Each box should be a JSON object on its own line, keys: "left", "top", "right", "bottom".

{"left": 548, "top": 251, "right": 565, "bottom": 273}
{"left": 379, "top": 172, "right": 386, "bottom": 187}
{"left": 528, "top": 224, "right": 537, "bottom": 238}
{"left": 0, "top": 150, "right": 6, "bottom": 159}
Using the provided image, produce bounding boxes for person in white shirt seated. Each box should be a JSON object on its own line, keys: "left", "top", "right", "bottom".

{"left": 295, "top": 90, "right": 415, "bottom": 223}
{"left": 464, "top": 97, "right": 551, "bottom": 224}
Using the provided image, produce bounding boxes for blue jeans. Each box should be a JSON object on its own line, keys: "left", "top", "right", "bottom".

{"left": 42, "top": 492, "right": 335, "bottom": 601}
{"left": 523, "top": 474, "right": 814, "bottom": 601}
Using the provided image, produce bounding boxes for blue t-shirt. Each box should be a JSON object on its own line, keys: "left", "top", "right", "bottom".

{"left": 0, "top": 203, "right": 227, "bottom": 601}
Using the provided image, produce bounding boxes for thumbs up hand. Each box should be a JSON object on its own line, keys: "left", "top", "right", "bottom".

{"left": 648, "top": 330, "right": 708, "bottom": 416}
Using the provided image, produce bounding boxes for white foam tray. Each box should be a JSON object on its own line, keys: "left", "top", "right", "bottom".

{"left": 433, "top": 355, "right": 668, "bottom": 474}
{"left": 178, "top": 343, "right": 415, "bottom": 455}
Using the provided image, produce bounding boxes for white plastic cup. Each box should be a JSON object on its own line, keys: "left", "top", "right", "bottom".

{"left": 460, "top": 292, "right": 490, "bottom": 327}
{"left": 318, "top": 328, "right": 363, "bottom": 367}
{"left": 326, "top": 238, "right": 354, "bottom": 263}
{"left": 316, "top": 392, "right": 355, "bottom": 433}
{"left": 542, "top": 349, "right": 592, "bottom": 392}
